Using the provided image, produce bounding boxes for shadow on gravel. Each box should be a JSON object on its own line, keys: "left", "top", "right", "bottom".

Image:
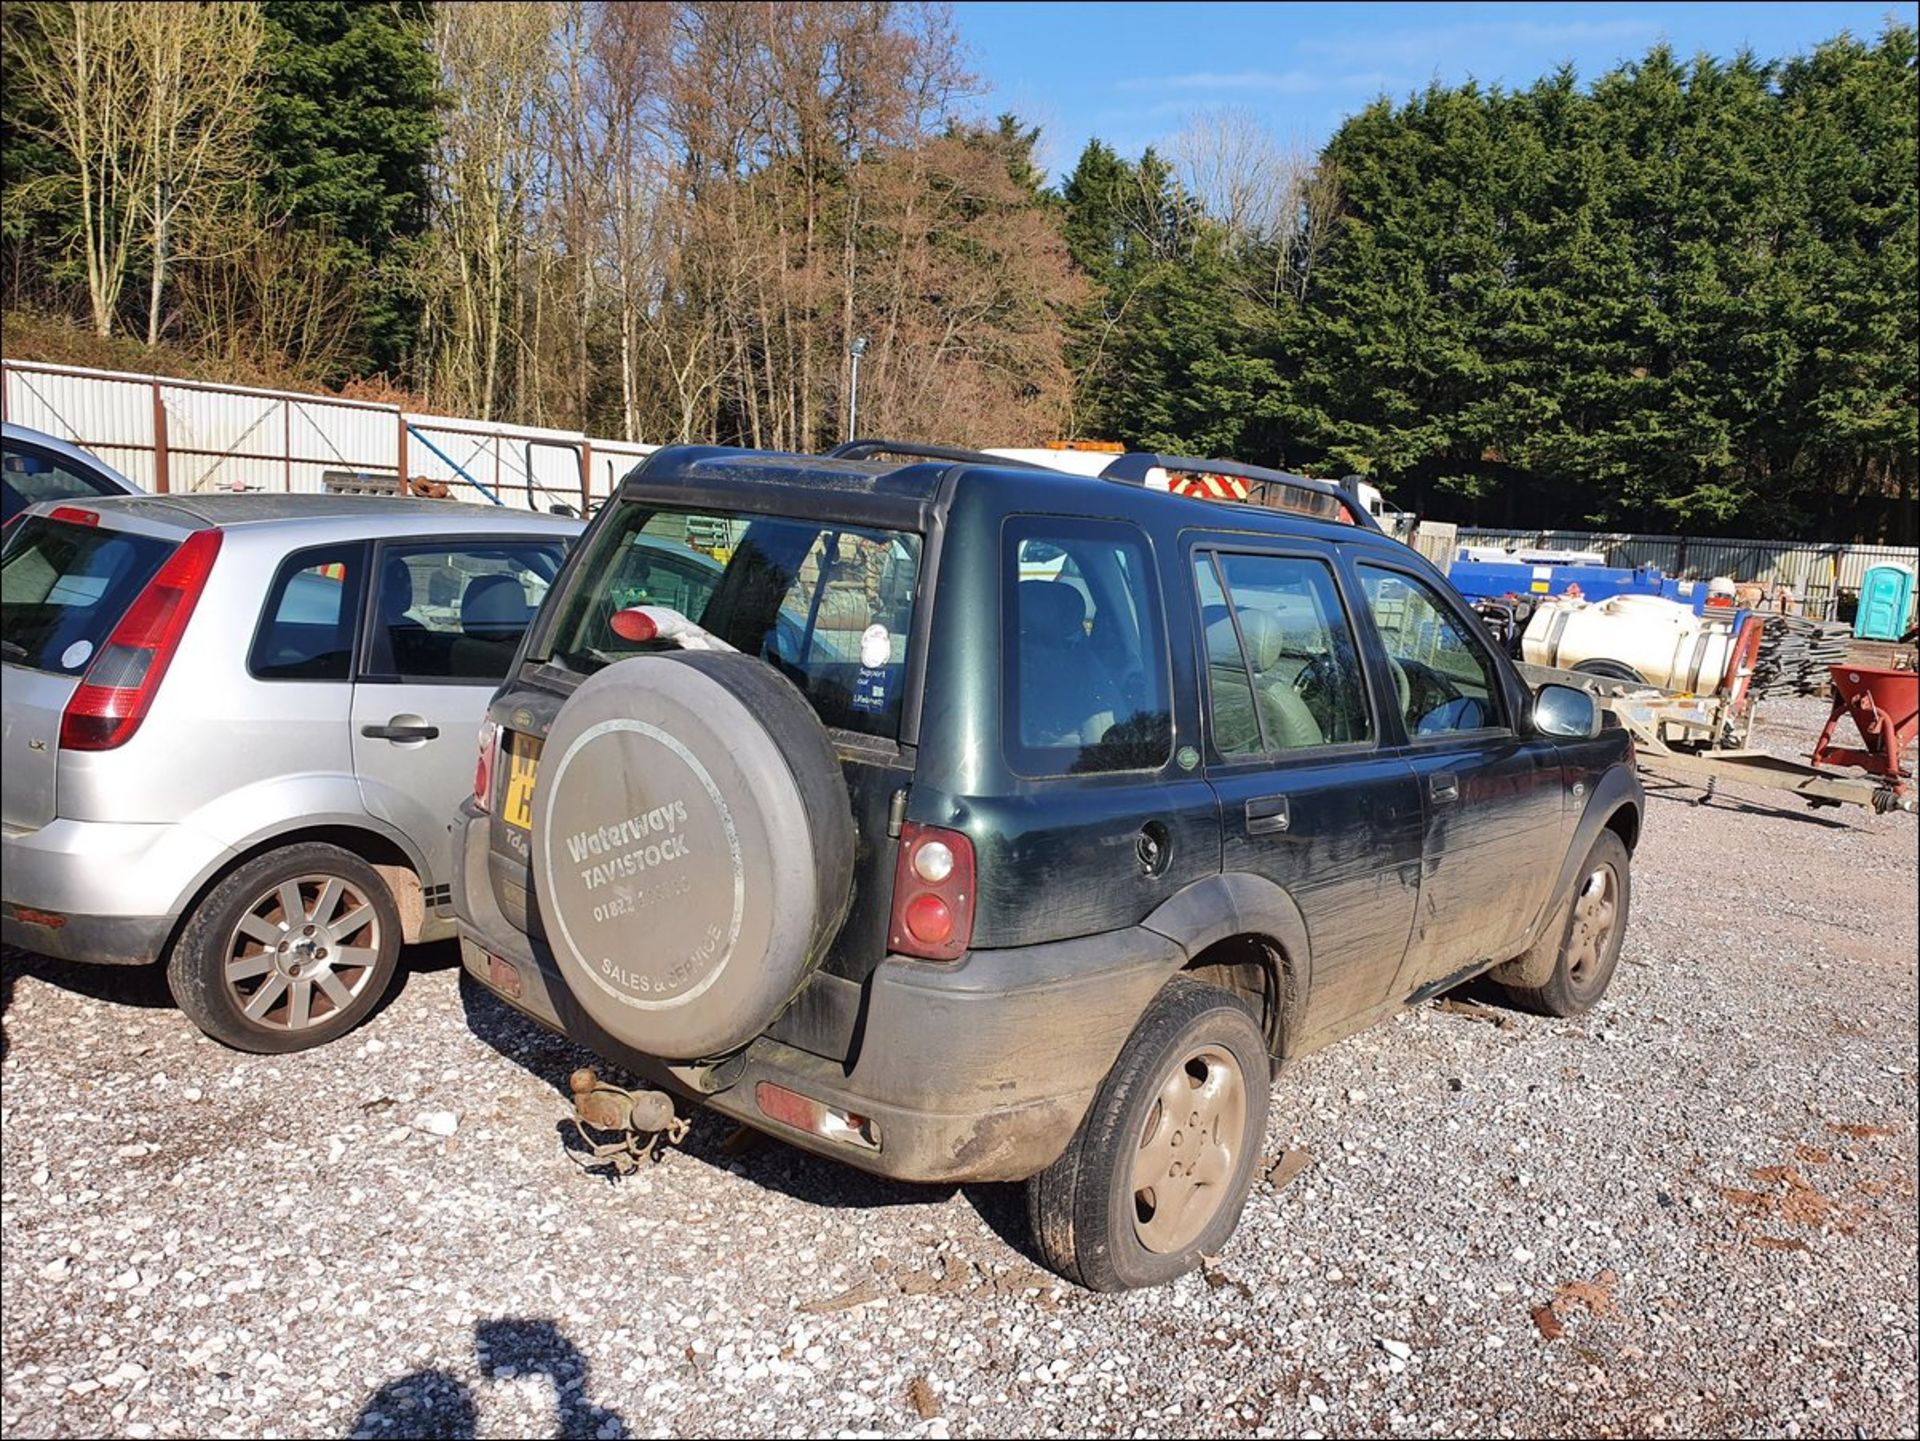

{"left": 456, "top": 969, "right": 1049, "bottom": 1267}
{"left": 348, "top": 1317, "right": 628, "bottom": 1440}
{"left": 1642, "top": 775, "right": 1858, "bottom": 830}
{"left": 0, "top": 938, "right": 467, "bottom": 1059}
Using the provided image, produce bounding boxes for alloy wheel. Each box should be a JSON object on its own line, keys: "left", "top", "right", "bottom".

{"left": 223, "top": 874, "right": 383, "bottom": 1032}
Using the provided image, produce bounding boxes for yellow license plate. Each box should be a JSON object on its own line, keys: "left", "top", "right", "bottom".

{"left": 502, "top": 732, "right": 542, "bottom": 831}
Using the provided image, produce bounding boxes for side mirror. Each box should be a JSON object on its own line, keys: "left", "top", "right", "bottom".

{"left": 1531, "top": 682, "right": 1601, "bottom": 740}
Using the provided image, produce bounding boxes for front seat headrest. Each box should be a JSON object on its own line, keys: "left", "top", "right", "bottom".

{"left": 461, "top": 573, "right": 529, "bottom": 634}
{"left": 1206, "top": 609, "right": 1288, "bottom": 672}
{"left": 1018, "top": 580, "right": 1088, "bottom": 644}
{"left": 381, "top": 555, "right": 417, "bottom": 626}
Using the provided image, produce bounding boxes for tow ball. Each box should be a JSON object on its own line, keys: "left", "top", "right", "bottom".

{"left": 567, "top": 1068, "right": 689, "bottom": 1173}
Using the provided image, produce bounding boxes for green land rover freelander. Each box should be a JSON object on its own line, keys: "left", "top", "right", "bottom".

{"left": 453, "top": 442, "right": 1643, "bottom": 1291}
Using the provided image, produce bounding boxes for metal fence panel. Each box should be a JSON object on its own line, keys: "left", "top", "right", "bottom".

{"left": 1455, "top": 526, "right": 1918, "bottom": 620}
{"left": 2, "top": 358, "right": 658, "bottom": 512}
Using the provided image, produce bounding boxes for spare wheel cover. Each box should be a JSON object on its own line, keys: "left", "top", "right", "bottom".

{"left": 532, "top": 651, "right": 854, "bottom": 1059}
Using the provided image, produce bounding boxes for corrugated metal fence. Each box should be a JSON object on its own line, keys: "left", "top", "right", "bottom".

{"left": 1, "top": 358, "right": 657, "bottom": 511}
{"left": 1452, "top": 526, "right": 1917, "bottom": 622}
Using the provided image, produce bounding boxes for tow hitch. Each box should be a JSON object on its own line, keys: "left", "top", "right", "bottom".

{"left": 566, "top": 1068, "right": 689, "bottom": 1173}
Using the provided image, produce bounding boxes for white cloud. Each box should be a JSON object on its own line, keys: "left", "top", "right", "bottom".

{"left": 1298, "top": 16, "right": 1659, "bottom": 68}
{"left": 1117, "top": 68, "right": 1400, "bottom": 96}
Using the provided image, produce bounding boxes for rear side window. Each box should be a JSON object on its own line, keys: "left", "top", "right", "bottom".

{"left": 540, "top": 506, "right": 922, "bottom": 738}
{"left": 0, "top": 516, "right": 173, "bottom": 674}
{"left": 365, "top": 540, "right": 566, "bottom": 682}
{"left": 1004, "top": 517, "right": 1171, "bottom": 776}
{"left": 1196, "top": 552, "right": 1372, "bottom": 755}
{"left": 2, "top": 440, "right": 125, "bottom": 524}
{"left": 250, "top": 545, "right": 365, "bottom": 682}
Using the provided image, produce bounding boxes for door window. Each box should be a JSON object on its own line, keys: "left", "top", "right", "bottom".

{"left": 1005, "top": 518, "right": 1170, "bottom": 775}
{"left": 1356, "top": 566, "right": 1503, "bottom": 736}
{"left": 250, "top": 545, "right": 365, "bottom": 682}
{"left": 1195, "top": 552, "right": 1371, "bottom": 755}
{"left": 366, "top": 541, "right": 567, "bottom": 682}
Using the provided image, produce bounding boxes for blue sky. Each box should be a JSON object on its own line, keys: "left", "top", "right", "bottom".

{"left": 954, "top": 1, "right": 1915, "bottom": 179}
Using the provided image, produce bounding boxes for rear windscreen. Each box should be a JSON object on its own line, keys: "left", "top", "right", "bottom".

{"left": 2, "top": 441, "right": 125, "bottom": 523}
{"left": 539, "top": 506, "right": 921, "bottom": 738}
{"left": 0, "top": 516, "right": 174, "bottom": 675}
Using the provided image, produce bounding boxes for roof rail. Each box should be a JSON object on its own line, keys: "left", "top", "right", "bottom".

{"left": 825, "top": 438, "right": 1051, "bottom": 470}
{"left": 1099, "top": 452, "right": 1382, "bottom": 532}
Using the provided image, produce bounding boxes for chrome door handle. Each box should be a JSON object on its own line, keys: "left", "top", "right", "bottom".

{"left": 1245, "top": 795, "right": 1291, "bottom": 835}
{"left": 1428, "top": 771, "right": 1459, "bottom": 803}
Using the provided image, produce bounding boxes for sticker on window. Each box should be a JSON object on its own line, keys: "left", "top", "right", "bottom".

{"left": 860, "top": 623, "right": 890, "bottom": 668}
{"left": 851, "top": 666, "right": 890, "bottom": 713}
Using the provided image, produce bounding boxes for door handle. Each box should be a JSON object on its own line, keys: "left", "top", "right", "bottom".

{"left": 1245, "top": 794, "right": 1291, "bottom": 835}
{"left": 362, "top": 721, "right": 440, "bottom": 741}
{"left": 1428, "top": 771, "right": 1459, "bottom": 803}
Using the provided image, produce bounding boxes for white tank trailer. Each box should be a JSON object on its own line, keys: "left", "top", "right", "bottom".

{"left": 1521, "top": 590, "right": 1740, "bottom": 693}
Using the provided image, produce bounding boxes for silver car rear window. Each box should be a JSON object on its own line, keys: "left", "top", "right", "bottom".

{"left": 0, "top": 515, "right": 174, "bottom": 675}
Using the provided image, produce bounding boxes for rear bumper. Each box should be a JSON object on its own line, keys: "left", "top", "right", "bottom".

{"left": 1, "top": 907, "right": 173, "bottom": 967}
{"left": 1, "top": 816, "right": 228, "bottom": 966}
{"left": 450, "top": 807, "right": 1182, "bottom": 1183}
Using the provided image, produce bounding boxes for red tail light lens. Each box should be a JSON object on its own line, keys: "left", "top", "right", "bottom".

{"left": 60, "top": 529, "right": 221, "bottom": 752}
{"left": 473, "top": 720, "right": 499, "bottom": 813}
{"left": 888, "top": 822, "right": 975, "bottom": 961}
{"left": 48, "top": 505, "right": 99, "bottom": 527}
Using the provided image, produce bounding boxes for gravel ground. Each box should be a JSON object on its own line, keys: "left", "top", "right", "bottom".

{"left": 3, "top": 695, "right": 1915, "bottom": 1440}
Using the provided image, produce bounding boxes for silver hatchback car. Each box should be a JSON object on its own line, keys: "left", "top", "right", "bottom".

{"left": 2, "top": 493, "right": 580, "bottom": 1051}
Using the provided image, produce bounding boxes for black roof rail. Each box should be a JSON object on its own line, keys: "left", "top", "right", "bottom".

{"left": 1099, "top": 452, "right": 1382, "bottom": 533}
{"left": 824, "top": 438, "right": 1051, "bottom": 470}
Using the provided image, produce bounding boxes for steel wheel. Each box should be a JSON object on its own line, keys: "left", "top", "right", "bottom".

{"left": 1131, "top": 1044, "right": 1248, "bottom": 1254}
{"left": 223, "top": 873, "right": 383, "bottom": 1034}
{"left": 1566, "top": 864, "right": 1619, "bottom": 986}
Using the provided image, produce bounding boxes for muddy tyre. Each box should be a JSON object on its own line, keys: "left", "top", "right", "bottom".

{"left": 167, "top": 842, "right": 402, "bottom": 1053}
{"left": 1497, "top": 830, "right": 1631, "bottom": 1017}
{"left": 531, "top": 651, "right": 855, "bottom": 1061}
{"left": 1026, "top": 977, "right": 1269, "bottom": 1291}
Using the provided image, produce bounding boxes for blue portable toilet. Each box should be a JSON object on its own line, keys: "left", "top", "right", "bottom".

{"left": 1854, "top": 563, "right": 1916, "bottom": 641}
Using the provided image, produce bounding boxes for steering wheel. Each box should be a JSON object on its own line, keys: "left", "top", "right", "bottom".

{"left": 1297, "top": 660, "right": 1420, "bottom": 736}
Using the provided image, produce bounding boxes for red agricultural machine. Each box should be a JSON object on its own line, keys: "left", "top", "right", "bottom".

{"left": 1811, "top": 665, "right": 1919, "bottom": 807}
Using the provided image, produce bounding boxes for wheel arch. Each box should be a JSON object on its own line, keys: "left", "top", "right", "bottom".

{"left": 1603, "top": 799, "right": 1641, "bottom": 853}
{"left": 160, "top": 821, "right": 430, "bottom": 964}
{"left": 1142, "top": 871, "right": 1313, "bottom": 1060}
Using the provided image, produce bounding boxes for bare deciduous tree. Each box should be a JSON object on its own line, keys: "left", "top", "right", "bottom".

{"left": 132, "top": 2, "right": 262, "bottom": 345}
{"left": 19, "top": 1, "right": 263, "bottom": 343}
{"left": 1168, "top": 105, "right": 1344, "bottom": 305}
{"left": 423, "top": 0, "right": 552, "bottom": 420}
{"left": 18, "top": 2, "right": 150, "bottom": 337}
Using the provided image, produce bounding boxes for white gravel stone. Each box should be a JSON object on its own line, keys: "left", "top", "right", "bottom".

{"left": 0, "top": 695, "right": 1914, "bottom": 1439}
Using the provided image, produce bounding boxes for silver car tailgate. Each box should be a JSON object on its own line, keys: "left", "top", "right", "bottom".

{"left": 0, "top": 664, "right": 79, "bottom": 832}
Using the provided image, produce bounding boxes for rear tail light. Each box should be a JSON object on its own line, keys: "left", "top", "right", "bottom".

{"left": 59, "top": 529, "right": 221, "bottom": 752}
{"left": 888, "top": 822, "right": 975, "bottom": 961}
{"left": 473, "top": 720, "right": 499, "bottom": 813}
{"left": 47, "top": 505, "right": 99, "bottom": 527}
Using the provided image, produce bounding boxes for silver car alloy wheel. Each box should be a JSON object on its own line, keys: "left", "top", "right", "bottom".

{"left": 223, "top": 873, "right": 382, "bottom": 1031}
